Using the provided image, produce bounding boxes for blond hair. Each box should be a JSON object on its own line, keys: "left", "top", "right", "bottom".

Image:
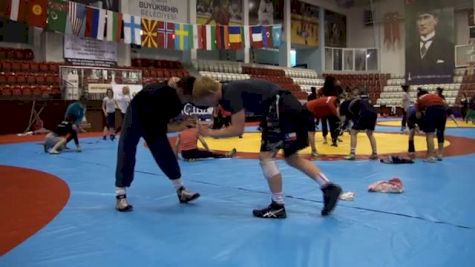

{"left": 193, "top": 77, "right": 220, "bottom": 100}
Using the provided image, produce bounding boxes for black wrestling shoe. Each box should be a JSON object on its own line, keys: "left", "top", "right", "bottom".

{"left": 252, "top": 201, "right": 287, "bottom": 219}
{"left": 116, "top": 194, "right": 133, "bottom": 212}
{"left": 177, "top": 186, "right": 200, "bottom": 203}
{"left": 110, "top": 134, "right": 116, "bottom": 141}
{"left": 321, "top": 183, "right": 342, "bottom": 216}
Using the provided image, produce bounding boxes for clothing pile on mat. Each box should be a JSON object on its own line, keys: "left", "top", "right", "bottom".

{"left": 368, "top": 178, "right": 404, "bottom": 193}
{"left": 380, "top": 156, "right": 414, "bottom": 164}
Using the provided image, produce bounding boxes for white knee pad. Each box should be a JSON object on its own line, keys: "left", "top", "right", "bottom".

{"left": 260, "top": 159, "right": 280, "bottom": 179}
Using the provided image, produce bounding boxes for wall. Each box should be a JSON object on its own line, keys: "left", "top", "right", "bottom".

{"left": 296, "top": 48, "right": 322, "bottom": 71}
{"left": 347, "top": 0, "right": 473, "bottom": 75}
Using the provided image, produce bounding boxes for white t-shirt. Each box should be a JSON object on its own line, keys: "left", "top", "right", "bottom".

{"left": 116, "top": 95, "right": 131, "bottom": 114}
{"left": 103, "top": 96, "right": 116, "bottom": 113}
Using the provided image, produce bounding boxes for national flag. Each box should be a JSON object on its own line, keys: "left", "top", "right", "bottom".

{"left": 66, "top": 1, "right": 86, "bottom": 37}
{"left": 205, "top": 24, "right": 216, "bottom": 50}
{"left": 0, "top": 17, "right": 28, "bottom": 43}
{"left": 157, "top": 21, "right": 174, "bottom": 48}
{"left": 216, "top": 25, "right": 229, "bottom": 50}
{"left": 4, "top": 0, "right": 27, "bottom": 22}
{"left": 85, "top": 6, "right": 105, "bottom": 40}
{"left": 26, "top": 0, "right": 47, "bottom": 28}
{"left": 250, "top": 25, "right": 263, "bottom": 48}
{"left": 174, "top": 23, "right": 193, "bottom": 50}
{"left": 141, "top": 18, "right": 159, "bottom": 48}
{"left": 105, "top": 10, "right": 122, "bottom": 42}
{"left": 272, "top": 24, "right": 282, "bottom": 47}
{"left": 192, "top": 24, "right": 199, "bottom": 50}
{"left": 47, "top": 0, "right": 68, "bottom": 33}
{"left": 262, "top": 25, "right": 273, "bottom": 48}
{"left": 228, "top": 26, "right": 242, "bottom": 50}
{"left": 123, "top": 14, "right": 141, "bottom": 45}
{"left": 196, "top": 24, "right": 206, "bottom": 50}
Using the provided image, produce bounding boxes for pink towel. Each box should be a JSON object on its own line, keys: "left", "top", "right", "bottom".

{"left": 368, "top": 178, "right": 404, "bottom": 193}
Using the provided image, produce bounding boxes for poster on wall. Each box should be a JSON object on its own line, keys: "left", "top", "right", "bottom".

{"left": 128, "top": 0, "right": 187, "bottom": 23}
{"left": 455, "top": 44, "right": 475, "bottom": 67}
{"left": 324, "top": 10, "right": 346, "bottom": 48}
{"left": 196, "top": 0, "right": 243, "bottom": 25}
{"left": 405, "top": 1, "right": 455, "bottom": 85}
{"left": 74, "top": 0, "right": 120, "bottom": 12}
{"left": 290, "top": 0, "right": 319, "bottom": 47}
{"left": 64, "top": 35, "right": 118, "bottom": 67}
{"left": 248, "top": 0, "right": 284, "bottom": 25}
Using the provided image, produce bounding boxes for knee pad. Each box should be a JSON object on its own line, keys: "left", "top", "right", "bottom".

{"left": 260, "top": 159, "right": 280, "bottom": 179}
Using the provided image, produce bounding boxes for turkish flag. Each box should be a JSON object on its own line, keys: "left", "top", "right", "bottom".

{"left": 26, "top": 0, "right": 47, "bottom": 28}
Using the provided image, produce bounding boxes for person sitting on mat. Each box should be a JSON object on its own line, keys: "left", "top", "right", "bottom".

{"left": 43, "top": 116, "right": 81, "bottom": 154}
{"left": 416, "top": 90, "right": 447, "bottom": 162}
{"left": 175, "top": 125, "right": 236, "bottom": 161}
{"left": 340, "top": 96, "right": 378, "bottom": 160}
{"left": 114, "top": 76, "right": 200, "bottom": 212}
{"left": 192, "top": 77, "right": 342, "bottom": 218}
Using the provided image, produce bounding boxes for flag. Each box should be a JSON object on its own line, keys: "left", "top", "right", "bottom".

{"left": 47, "top": 0, "right": 68, "bottom": 33}
{"left": 26, "top": 0, "right": 47, "bottom": 28}
{"left": 157, "top": 21, "right": 174, "bottom": 48}
{"left": 5, "top": 0, "right": 27, "bottom": 22}
{"left": 272, "top": 24, "right": 282, "bottom": 47}
{"left": 228, "top": 26, "right": 242, "bottom": 50}
{"left": 192, "top": 24, "right": 199, "bottom": 50}
{"left": 141, "top": 18, "right": 159, "bottom": 48}
{"left": 174, "top": 23, "right": 193, "bottom": 50}
{"left": 105, "top": 10, "right": 122, "bottom": 42}
{"left": 216, "top": 25, "right": 229, "bottom": 50}
{"left": 262, "top": 25, "right": 273, "bottom": 48}
{"left": 205, "top": 24, "right": 216, "bottom": 50}
{"left": 85, "top": 6, "right": 105, "bottom": 40}
{"left": 66, "top": 1, "right": 86, "bottom": 37}
{"left": 123, "top": 14, "right": 141, "bottom": 45}
{"left": 196, "top": 24, "right": 206, "bottom": 50}
{"left": 250, "top": 25, "right": 263, "bottom": 48}
{"left": 0, "top": 17, "right": 28, "bottom": 43}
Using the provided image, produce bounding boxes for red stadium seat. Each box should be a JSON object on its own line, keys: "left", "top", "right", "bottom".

{"left": 21, "top": 62, "right": 30, "bottom": 72}
{"left": 7, "top": 75, "right": 16, "bottom": 84}
{"left": 48, "top": 63, "right": 59, "bottom": 73}
{"left": 0, "top": 74, "right": 6, "bottom": 84}
{"left": 16, "top": 74, "right": 26, "bottom": 84}
{"left": 30, "top": 62, "right": 39, "bottom": 72}
{"left": 39, "top": 63, "right": 49, "bottom": 73}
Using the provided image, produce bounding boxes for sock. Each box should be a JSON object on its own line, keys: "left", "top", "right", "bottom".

{"left": 115, "top": 187, "right": 126, "bottom": 196}
{"left": 316, "top": 172, "right": 330, "bottom": 186}
{"left": 271, "top": 192, "right": 284, "bottom": 205}
{"left": 408, "top": 140, "right": 415, "bottom": 153}
{"left": 172, "top": 178, "right": 184, "bottom": 190}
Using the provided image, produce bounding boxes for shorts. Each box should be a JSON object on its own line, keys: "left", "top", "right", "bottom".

{"left": 352, "top": 110, "right": 377, "bottom": 131}
{"left": 422, "top": 105, "right": 446, "bottom": 133}
{"left": 44, "top": 133, "right": 63, "bottom": 150}
{"left": 106, "top": 112, "right": 115, "bottom": 129}
{"left": 260, "top": 92, "right": 308, "bottom": 157}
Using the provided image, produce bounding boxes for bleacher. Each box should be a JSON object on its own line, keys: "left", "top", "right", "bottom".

{"left": 377, "top": 70, "right": 465, "bottom": 107}
{"left": 131, "top": 58, "right": 189, "bottom": 85}
{"left": 324, "top": 73, "right": 390, "bottom": 104}
{"left": 0, "top": 48, "right": 62, "bottom": 98}
{"left": 194, "top": 60, "right": 320, "bottom": 100}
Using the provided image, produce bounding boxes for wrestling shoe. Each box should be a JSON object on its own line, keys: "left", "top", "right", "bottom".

{"left": 369, "top": 153, "right": 378, "bottom": 160}
{"left": 424, "top": 157, "right": 437, "bottom": 163}
{"left": 43, "top": 143, "right": 47, "bottom": 153}
{"left": 48, "top": 148, "right": 60, "bottom": 154}
{"left": 110, "top": 134, "right": 116, "bottom": 141}
{"left": 252, "top": 201, "right": 287, "bottom": 219}
{"left": 321, "top": 183, "right": 342, "bottom": 216}
{"left": 436, "top": 155, "right": 443, "bottom": 161}
{"left": 311, "top": 151, "right": 319, "bottom": 157}
{"left": 116, "top": 194, "right": 133, "bottom": 212}
{"left": 344, "top": 154, "right": 356, "bottom": 160}
{"left": 177, "top": 186, "right": 200, "bottom": 203}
